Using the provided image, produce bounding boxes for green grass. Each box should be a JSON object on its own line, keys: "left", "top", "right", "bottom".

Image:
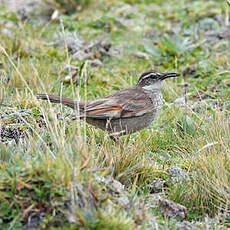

{"left": 0, "top": 0, "right": 230, "bottom": 229}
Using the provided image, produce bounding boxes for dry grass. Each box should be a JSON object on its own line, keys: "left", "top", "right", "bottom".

{"left": 168, "top": 109, "right": 230, "bottom": 218}
{"left": 0, "top": 0, "right": 230, "bottom": 228}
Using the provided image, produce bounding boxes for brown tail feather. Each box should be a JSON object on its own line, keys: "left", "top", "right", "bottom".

{"left": 37, "top": 94, "right": 85, "bottom": 110}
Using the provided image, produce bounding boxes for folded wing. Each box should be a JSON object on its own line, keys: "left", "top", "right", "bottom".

{"left": 82, "top": 87, "right": 153, "bottom": 119}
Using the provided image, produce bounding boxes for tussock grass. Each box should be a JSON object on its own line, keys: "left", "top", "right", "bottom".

{"left": 1, "top": 0, "right": 230, "bottom": 228}
{"left": 167, "top": 109, "right": 230, "bottom": 217}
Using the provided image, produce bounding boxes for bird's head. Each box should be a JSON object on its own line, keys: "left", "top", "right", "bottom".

{"left": 137, "top": 70, "right": 180, "bottom": 90}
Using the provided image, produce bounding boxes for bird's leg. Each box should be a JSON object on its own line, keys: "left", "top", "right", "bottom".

{"left": 109, "top": 135, "right": 119, "bottom": 143}
{"left": 109, "top": 135, "right": 123, "bottom": 147}
{"left": 109, "top": 130, "right": 125, "bottom": 145}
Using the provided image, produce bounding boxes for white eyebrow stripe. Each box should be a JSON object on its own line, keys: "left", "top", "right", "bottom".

{"left": 141, "top": 73, "right": 155, "bottom": 80}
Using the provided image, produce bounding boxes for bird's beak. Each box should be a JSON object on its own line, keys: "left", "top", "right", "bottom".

{"left": 161, "top": 72, "right": 180, "bottom": 80}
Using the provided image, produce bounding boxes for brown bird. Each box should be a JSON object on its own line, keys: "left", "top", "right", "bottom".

{"left": 37, "top": 70, "right": 180, "bottom": 136}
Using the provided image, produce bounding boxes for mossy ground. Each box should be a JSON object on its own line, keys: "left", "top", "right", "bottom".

{"left": 0, "top": 0, "right": 230, "bottom": 229}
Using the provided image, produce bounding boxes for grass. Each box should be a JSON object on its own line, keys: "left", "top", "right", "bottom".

{"left": 0, "top": 0, "right": 230, "bottom": 229}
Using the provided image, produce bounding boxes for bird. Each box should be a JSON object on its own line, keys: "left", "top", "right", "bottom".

{"left": 37, "top": 70, "right": 180, "bottom": 136}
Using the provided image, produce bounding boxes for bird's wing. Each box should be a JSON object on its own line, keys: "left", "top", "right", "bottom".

{"left": 82, "top": 87, "right": 153, "bottom": 119}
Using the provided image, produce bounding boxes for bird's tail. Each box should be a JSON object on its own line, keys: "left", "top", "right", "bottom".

{"left": 37, "top": 94, "right": 85, "bottom": 110}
